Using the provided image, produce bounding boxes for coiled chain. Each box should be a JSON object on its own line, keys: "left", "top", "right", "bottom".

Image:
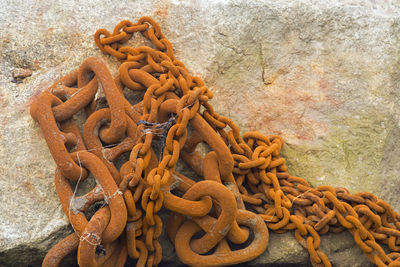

{"left": 31, "top": 17, "right": 400, "bottom": 267}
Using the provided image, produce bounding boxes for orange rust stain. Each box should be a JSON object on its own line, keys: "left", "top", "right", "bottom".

{"left": 23, "top": 180, "right": 42, "bottom": 201}
{"left": 0, "top": 93, "right": 7, "bottom": 109}
{"left": 0, "top": 117, "right": 6, "bottom": 142}
{"left": 33, "top": 59, "right": 41, "bottom": 69}
{"left": 244, "top": 63, "right": 336, "bottom": 142}
{"left": 264, "top": 68, "right": 285, "bottom": 85}
{"left": 154, "top": 1, "right": 169, "bottom": 19}
{"left": 154, "top": 9, "right": 168, "bottom": 17}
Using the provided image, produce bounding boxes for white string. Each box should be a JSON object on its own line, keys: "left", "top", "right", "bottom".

{"left": 68, "top": 149, "right": 120, "bottom": 246}
{"left": 79, "top": 231, "right": 101, "bottom": 246}
{"left": 70, "top": 86, "right": 84, "bottom": 98}
{"left": 104, "top": 189, "right": 123, "bottom": 204}
{"left": 291, "top": 188, "right": 313, "bottom": 205}
{"left": 264, "top": 210, "right": 277, "bottom": 223}
{"left": 68, "top": 131, "right": 150, "bottom": 211}
{"left": 68, "top": 150, "right": 84, "bottom": 239}
{"left": 65, "top": 120, "right": 193, "bottom": 237}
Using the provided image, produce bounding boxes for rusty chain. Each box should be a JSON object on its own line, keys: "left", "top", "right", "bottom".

{"left": 31, "top": 16, "right": 400, "bottom": 267}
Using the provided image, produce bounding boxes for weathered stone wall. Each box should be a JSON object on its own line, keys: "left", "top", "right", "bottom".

{"left": 1, "top": 0, "right": 399, "bottom": 266}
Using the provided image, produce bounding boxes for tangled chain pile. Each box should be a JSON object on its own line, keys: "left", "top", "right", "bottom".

{"left": 30, "top": 17, "right": 400, "bottom": 267}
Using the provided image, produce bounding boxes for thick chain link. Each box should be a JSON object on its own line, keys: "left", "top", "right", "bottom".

{"left": 33, "top": 16, "right": 400, "bottom": 267}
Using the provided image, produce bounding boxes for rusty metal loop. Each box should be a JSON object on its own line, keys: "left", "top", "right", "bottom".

{"left": 174, "top": 209, "right": 268, "bottom": 267}
{"left": 77, "top": 57, "right": 127, "bottom": 144}
{"left": 42, "top": 233, "right": 79, "bottom": 267}
{"left": 178, "top": 180, "right": 237, "bottom": 254}
{"left": 30, "top": 93, "right": 88, "bottom": 181}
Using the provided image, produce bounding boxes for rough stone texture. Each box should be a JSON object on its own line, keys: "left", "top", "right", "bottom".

{"left": 0, "top": 0, "right": 400, "bottom": 266}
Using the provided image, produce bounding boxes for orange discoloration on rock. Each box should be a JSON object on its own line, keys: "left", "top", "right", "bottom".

{"left": 154, "top": 1, "right": 169, "bottom": 18}
{"left": 23, "top": 180, "right": 38, "bottom": 199}
{"left": 263, "top": 68, "right": 286, "bottom": 86}
{"left": 244, "top": 63, "right": 335, "bottom": 143}
{"left": 22, "top": 179, "right": 47, "bottom": 203}
{"left": 0, "top": 93, "right": 7, "bottom": 109}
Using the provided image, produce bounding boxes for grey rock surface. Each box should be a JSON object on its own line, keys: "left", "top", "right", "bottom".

{"left": 1, "top": 0, "right": 400, "bottom": 266}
